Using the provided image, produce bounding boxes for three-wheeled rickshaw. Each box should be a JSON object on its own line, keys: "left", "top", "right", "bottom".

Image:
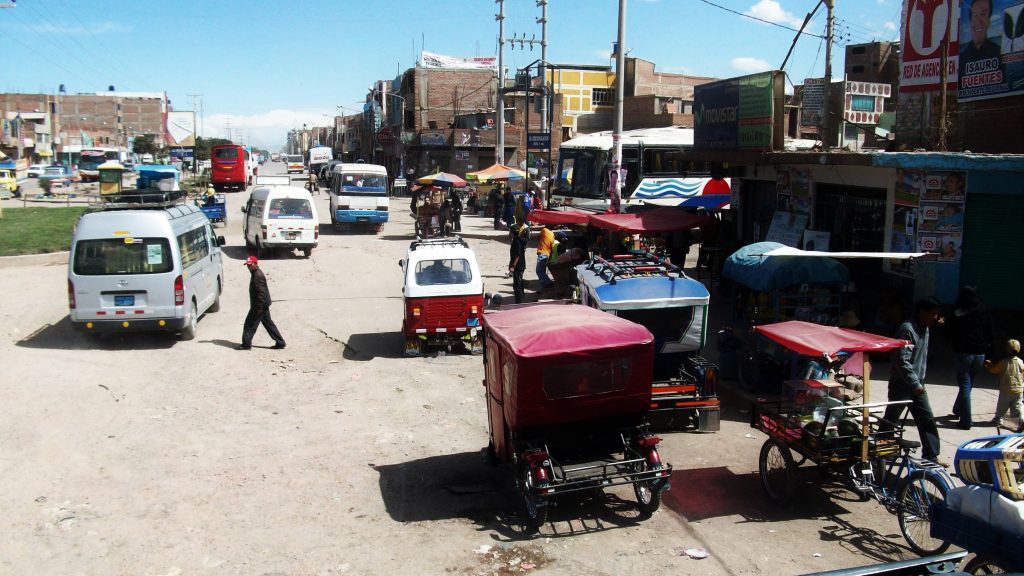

{"left": 482, "top": 302, "right": 672, "bottom": 531}
{"left": 750, "top": 321, "right": 956, "bottom": 556}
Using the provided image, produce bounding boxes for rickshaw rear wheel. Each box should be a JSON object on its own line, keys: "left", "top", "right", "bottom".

{"left": 516, "top": 460, "right": 547, "bottom": 532}
{"left": 759, "top": 438, "right": 796, "bottom": 503}
{"left": 633, "top": 462, "right": 663, "bottom": 516}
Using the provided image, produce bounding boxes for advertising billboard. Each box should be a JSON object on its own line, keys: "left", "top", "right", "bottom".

{"left": 957, "top": 0, "right": 1024, "bottom": 101}
{"left": 900, "top": 0, "right": 959, "bottom": 92}
{"left": 694, "top": 71, "right": 782, "bottom": 150}
{"left": 166, "top": 111, "right": 196, "bottom": 146}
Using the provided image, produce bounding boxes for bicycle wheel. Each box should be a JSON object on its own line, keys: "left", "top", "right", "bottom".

{"left": 759, "top": 438, "right": 796, "bottom": 503}
{"left": 896, "top": 470, "right": 950, "bottom": 556}
{"left": 963, "top": 553, "right": 1010, "bottom": 574}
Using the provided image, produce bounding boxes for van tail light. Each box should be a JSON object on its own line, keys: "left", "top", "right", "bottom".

{"left": 174, "top": 275, "right": 185, "bottom": 305}
{"left": 68, "top": 279, "right": 76, "bottom": 309}
{"left": 412, "top": 306, "right": 421, "bottom": 317}
{"left": 470, "top": 305, "right": 479, "bottom": 315}
{"left": 524, "top": 451, "right": 551, "bottom": 487}
{"left": 261, "top": 225, "right": 267, "bottom": 240}
{"left": 314, "top": 225, "right": 319, "bottom": 240}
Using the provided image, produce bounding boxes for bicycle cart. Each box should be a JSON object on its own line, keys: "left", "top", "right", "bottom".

{"left": 198, "top": 193, "right": 227, "bottom": 225}
{"left": 749, "top": 321, "right": 955, "bottom": 556}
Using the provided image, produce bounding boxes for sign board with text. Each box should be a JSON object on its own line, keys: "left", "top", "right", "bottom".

{"left": 527, "top": 132, "right": 550, "bottom": 150}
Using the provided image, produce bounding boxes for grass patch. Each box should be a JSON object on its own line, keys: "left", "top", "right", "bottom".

{"left": 0, "top": 207, "right": 87, "bottom": 256}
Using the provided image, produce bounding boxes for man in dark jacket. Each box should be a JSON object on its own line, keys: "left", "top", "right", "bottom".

{"left": 238, "top": 256, "right": 286, "bottom": 350}
{"left": 882, "top": 297, "right": 942, "bottom": 462}
{"left": 507, "top": 223, "right": 528, "bottom": 304}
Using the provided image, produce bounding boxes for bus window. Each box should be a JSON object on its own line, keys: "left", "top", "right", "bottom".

{"left": 622, "top": 147, "right": 640, "bottom": 197}
{"left": 643, "top": 147, "right": 686, "bottom": 175}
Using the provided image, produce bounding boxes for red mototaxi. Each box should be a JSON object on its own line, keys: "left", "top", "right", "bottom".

{"left": 482, "top": 302, "right": 672, "bottom": 528}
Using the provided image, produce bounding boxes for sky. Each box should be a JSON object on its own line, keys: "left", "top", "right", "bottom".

{"left": 1, "top": 0, "right": 903, "bottom": 150}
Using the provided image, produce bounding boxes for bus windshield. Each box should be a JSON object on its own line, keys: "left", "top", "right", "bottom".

{"left": 337, "top": 172, "right": 387, "bottom": 195}
{"left": 214, "top": 147, "right": 239, "bottom": 160}
{"left": 555, "top": 148, "right": 606, "bottom": 199}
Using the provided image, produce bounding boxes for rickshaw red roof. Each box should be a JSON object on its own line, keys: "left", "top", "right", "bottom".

{"left": 527, "top": 208, "right": 591, "bottom": 226}
{"left": 484, "top": 304, "right": 653, "bottom": 358}
{"left": 753, "top": 320, "right": 909, "bottom": 357}
{"left": 588, "top": 207, "right": 712, "bottom": 234}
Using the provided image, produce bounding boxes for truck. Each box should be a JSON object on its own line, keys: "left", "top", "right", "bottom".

{"left": 307, "top": 146, "right": 333, "bottom": 178}
{"left": 577, "top": 252, "right": 720, "bottom": 431}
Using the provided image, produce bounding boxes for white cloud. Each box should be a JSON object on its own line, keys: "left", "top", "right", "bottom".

{"left": 731, "top": 56, "right": 771, "bottom": 73}
{"left": 205, "top": 108, "right": 340, "bottom": 150}
{"left": 883, "top": 21, "right": 896, "bottom": 31}
{"left": 744, "top": 0, "right": 804, "bottom": 28}
{"left": 593, "top": 49, "right": 612, "bottom": 60}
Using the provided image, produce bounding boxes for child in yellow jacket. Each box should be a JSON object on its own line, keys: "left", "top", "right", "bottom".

{"left": 984, "top": 339, "right": 1023, "bottom": 433}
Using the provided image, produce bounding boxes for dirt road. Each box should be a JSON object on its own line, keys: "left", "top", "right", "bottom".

{"left": 0, "top": 164, "right": 941, "bottom": 575}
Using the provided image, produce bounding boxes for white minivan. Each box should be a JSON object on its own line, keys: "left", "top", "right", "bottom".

{"left": 242, "top": 181, "right": 319, "bottom": 258}
{"left": 68, "top": 202, "right": 226, "bottom": 340}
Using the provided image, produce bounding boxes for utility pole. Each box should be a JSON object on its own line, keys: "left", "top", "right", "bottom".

{"left": 225, "top": 117, "right": 233, "bottom": 143}
{"left": 496, "top": 0, "right": 506, "bottom": 166}
{"left": 821, "top": 0, "right": 834, "bottom": 150}
{"left": 610, "top": 0, "right": 626, "bottom": 213}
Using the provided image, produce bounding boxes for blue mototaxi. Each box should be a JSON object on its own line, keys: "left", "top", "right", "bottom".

{"left": 577, "top": 252, "right": 720, "bottom": 431}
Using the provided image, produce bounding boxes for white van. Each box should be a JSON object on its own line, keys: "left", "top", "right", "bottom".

{"left": 329, "top": 163, "right": 389, "bottom": 232}
{"left": 68, "top": 202, "right": 226, "bottom": 340}
{"left": 242, "top": 182, "right": 319, "bottom": 257}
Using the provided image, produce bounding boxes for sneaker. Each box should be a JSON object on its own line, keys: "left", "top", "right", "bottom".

{"left": 236, "top": 344, "right": 251, "bottom": 350}
{"left": 271, "top": 342, "right": 286, "bottom": 350}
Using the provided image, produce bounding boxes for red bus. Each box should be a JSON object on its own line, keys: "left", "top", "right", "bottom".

{"left": 211, "top": 144, "right": 248, "bottom": 192}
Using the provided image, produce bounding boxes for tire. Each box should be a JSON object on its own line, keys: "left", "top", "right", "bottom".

{"left": 516, "top": 460, "right": 547, "bottom": 533}
{"left": 302, "top": 248, "right": 312, "bottom": 258}
{"left": 633, "top": 459, "right": 663, "bottom": 517}
{"left": 255, "top": 239, "right": 264, "bottom": 258}
{"left": 963, "top": 554, "right": 1011, "bottom": 574}
{"left": 759, "top": 438, "right": 796, "bottom": 503}
{"left": 180, "top": 301, "right": 198, "bottom": 341}
{"left": 208, "top": 281, "right": 221, "bottom": 313}
{"left": 897, "top": 470, "right": 951, "bottom": 556}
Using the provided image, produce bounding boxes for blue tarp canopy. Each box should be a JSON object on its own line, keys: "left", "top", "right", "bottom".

{"left": 723, "top": 241, "right": 849, "bottom": 292}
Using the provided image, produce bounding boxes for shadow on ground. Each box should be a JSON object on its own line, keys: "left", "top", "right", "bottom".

{"left": 16, "top": 316, "right": 177, "bottom": 350}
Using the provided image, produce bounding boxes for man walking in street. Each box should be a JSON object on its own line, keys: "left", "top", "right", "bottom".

{"left": 882, "top": 297, "right": 943, "bottom": 463}
{"left": 238, "top": 256, "right": 286, "bottom": 350}
{"left": 508, "top": 223, "right": 528, "bottom": 304}
{"left": 535, "top": 224, "right": 555, "bottom": 293}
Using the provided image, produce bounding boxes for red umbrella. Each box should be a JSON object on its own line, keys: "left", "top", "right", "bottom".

{"left": 416, "top": 171, "right": 467, "bottom": 187}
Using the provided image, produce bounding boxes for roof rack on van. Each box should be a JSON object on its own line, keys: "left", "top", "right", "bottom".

{"left": 586, "top": 251, "right": 685, "bottom": 285}
{"left": 89, "top": 190, "right": 188, "bottom": 211}
{"left": 409, "top": 235, "right": 470, "bottom": 251}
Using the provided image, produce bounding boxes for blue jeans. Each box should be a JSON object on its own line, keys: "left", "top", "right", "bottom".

{"left": 953, "top": 353, "right": 985, "bottom": 427}
{"left": 535, "top": 253, "right": 551, "bottom": 290}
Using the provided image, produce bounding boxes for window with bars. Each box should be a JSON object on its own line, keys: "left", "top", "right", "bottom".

{"left": 591, "top": 88, "right": 614, "bottom": 107}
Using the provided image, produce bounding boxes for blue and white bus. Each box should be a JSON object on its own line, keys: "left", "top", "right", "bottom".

{"left": 551, "top": 126, "right": 730, "bottom": 212}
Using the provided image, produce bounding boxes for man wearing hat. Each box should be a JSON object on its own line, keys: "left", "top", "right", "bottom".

{"left": 882, "top": 297, "right": 943, "bottom": 463}
{"left": 239, "top": 256, "right": 286, "bottom": 350}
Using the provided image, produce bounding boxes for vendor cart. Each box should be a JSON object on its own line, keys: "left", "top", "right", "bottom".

{"left": 483, "top": 303, "right": 672, "bottom": 531}
{"left": 198, "top": 193, "right": 227, "bottom": 225}
{"left": 750, "top": 321, "right": 955, "bottom": 556}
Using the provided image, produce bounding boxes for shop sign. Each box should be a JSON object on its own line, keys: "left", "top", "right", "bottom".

{"left": 419, "top": 130, "right": 446, "bottom": 146}
{"left": 527, "top": 132, "right": 550, "bottom": 150}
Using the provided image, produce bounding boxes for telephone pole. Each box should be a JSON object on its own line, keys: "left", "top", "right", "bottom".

{"left": 821, "top": 0, "right": 834, "bottom": 150}
{"left": 188, "top": 93, "right": 203, "bottom": 139}
{"left": 496, "top": 0, "right": 506, "bottom": 165}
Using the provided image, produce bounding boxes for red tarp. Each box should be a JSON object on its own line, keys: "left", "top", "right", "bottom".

{"left": 484, "top": 303, "right": 653, "bottom": 359}
{"left": 587, "top": 207, "right": 713, "bottom": 234}
{"left": 753, "top": 320, "right": 909, "bottom": 357}
{"left": 527, "top": 208, "right": 592, "bottom": 226}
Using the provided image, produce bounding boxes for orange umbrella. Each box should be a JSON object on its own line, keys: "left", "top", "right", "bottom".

{"left": 466, "top": 163, "right": 525, "bottom": 182}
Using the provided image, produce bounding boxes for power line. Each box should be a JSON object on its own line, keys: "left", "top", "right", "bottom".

{"left": 697, "top": 0, "right": 825, "bottom": 38}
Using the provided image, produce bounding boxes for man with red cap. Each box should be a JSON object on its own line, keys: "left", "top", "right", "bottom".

{"left": 238, "top": 256, "right": 286, "bottom": 350}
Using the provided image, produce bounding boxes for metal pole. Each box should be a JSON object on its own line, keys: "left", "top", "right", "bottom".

{"left": 539, "top": 0, "right": 549, "bottom": 208}
{"left": 610, "top": 0, "right": 626, "bottom": 213}
{"left": 496, "top": 0, "right": 505, "bottom": 166}
{"left": 821, "top": 0, "right": 834, "bottom": 150}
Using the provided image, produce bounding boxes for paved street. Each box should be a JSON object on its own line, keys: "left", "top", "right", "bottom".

{"left": 0, "top": 162, "right": 1004, "bottom": 575}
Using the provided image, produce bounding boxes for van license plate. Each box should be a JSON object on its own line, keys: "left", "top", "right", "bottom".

{"left": 115, "top": 295, "right": 134, "bottom": 306}
{"left": 357, "top": 217, "right": 368, "bottom": 222}
{"left": 287, "top": 232, "right": 297, "bottom": 240}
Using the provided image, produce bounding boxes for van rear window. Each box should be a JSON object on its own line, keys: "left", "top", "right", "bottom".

{"left": 73, "top": 238, "right": 173, "bottom": 275}
{"left": 268, "top": 198, "right": 313, "bottom": 219}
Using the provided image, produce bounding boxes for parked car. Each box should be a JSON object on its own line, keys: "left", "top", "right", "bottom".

{"left": 27, "top": 164, "right": 47, "bottom": 178}
{"left": 0, "top": 168, "right": 19, "bottom": 199}
{"left": 38, "top": 164, "right": 80, "bottom": 190}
